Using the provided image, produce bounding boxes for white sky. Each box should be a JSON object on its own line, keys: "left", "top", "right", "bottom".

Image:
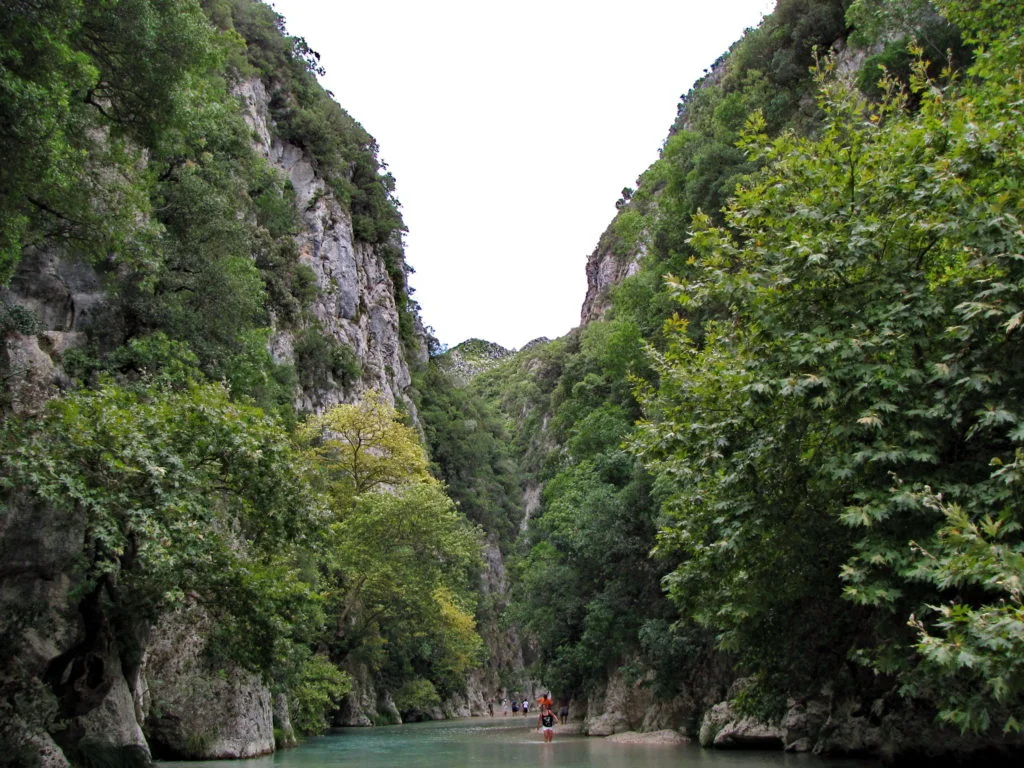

{"left": 270, "top": 0, "right": 775, "bottom": 350}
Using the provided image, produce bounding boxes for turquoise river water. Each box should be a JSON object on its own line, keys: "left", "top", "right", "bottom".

{"left": 158, "top": 717, "right": 880, "bottom": 768}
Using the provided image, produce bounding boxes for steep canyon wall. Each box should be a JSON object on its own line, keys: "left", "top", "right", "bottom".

{"left": 0, "top": 70, "right": 425, "bottom": 763}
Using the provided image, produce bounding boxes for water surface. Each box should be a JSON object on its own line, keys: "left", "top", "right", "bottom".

{"left": 159, "top": 716, "right": 879, "bottom": 768}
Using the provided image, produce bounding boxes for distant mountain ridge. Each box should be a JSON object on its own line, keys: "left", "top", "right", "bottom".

{"left": 436, "top": 338, "right": 543, "bottom": 385}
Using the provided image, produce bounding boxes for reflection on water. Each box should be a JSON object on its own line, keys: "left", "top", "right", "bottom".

{"left": 158, "top": 716, "right": 879, "bottom": 768}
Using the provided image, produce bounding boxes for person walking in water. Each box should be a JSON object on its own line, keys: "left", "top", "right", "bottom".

{"left": 537, "top": 704, "right": 559, "bottom": 743}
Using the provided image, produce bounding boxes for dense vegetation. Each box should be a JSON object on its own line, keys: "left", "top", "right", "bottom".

{"left": 481, "top": 0, "right": 1024, "bottom": 742}
{"left": 0, "top": 0, "right": 413, "bottom": 414}
{"left": 3, "top": 0, "right": 1022, "bottom": 761}
{"left": 0, "top": 0, "right": 477, "bottom": 755}
{"left": 0, "top": 383, "right": 484, "bottom": 747}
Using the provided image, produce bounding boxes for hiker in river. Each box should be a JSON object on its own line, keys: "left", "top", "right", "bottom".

{"left": 537, "top": 704, "right": 559, "bottom": 743}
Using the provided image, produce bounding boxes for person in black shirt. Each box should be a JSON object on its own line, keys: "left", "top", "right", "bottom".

{"left": 537, "top": 705, "right": 559, "bottom": 743}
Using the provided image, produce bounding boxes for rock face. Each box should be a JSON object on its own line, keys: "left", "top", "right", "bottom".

{"left": 578, "top": 674, "right": 1024, "bottom": 764}
{"left": 0, "top": 487, "right": 152, "bottom": 766}
{"left": 0, "top": 247, "right": 103, "bottom": 415}
{"left": 2, "top": 83, "right": 423, "bottom": 418}
{"left": 335, "top": 662, "right": 401, "bottom": 727}
{"left": 468, "top": 536, "right": 524, "bottom": 716}
{"left": 584, "top": 672, "right": 643, "bottom": 736}
{"left": 579, "top": 225, "right": 644, "bottom": 326}
{"left": 238, "top": 78, "right": 426, "bottom": 414}
{"left": 698, "top": 701, "right": 783, "bottom": 749}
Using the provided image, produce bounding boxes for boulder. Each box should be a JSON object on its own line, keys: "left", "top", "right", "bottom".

{"left": 699, "top": 701, "right": 783, "bottom": 749}
{"left": 812, "top": 697, "right": 883, "bottom": 757}
{"left": 584, "top": 669, "right": 649, "bottom": 736}
{"left": 141, "top": 606, "right": 274, "bottom": 759}
{"left": 336, "top": 661, "right": 401, "bottom": 726}
{"left": 73, "top": 673, "right": 151, "bottom": 767}
{"left": 273, "top": 693, "right": 298, "bottom": 749}
{"left": 782, "top": 697, "right": 830, "bottom": 752}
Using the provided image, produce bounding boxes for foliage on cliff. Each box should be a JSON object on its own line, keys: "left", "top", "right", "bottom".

{"left": 416, "top": 360, "right": 522, "bottom": 547}
{"left": 0, "top": 384, "right": 481, "bottom": 745}
{"left": 490, "top": 0, "right": 1024, "bottom": 743}
{"left": 0, "top": 0, "right": 469, "bottom": 750}
{"left": 635, "top": 3, "right": 1024, "bottom": 729}
{"left": 0, "top": 0, "right": 411, "bottom": 413}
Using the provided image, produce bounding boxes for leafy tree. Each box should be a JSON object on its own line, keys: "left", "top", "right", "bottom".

{"left": 286, "top": 652, "right": 351, "bottom": 736}
{"left": 330, "top": 483, "right": 483, "bottom": 700}
{"left": 298, "top": 392, "right": 484, "bottom": 714}
{"left": 0, "top": 380, "right": 323, "bottom": 681}
{"left": 299, "top": 390, "right": 429, "bottom": 500}
{"left": 632, "top": 0, "right": 1024, "bottom": 729}
{"left": 0, "top": 0, "right": 222, "bottom": 284}
{"left": 416, "top": 360, "right": 522, "bottom": 544}
{"left": 324, "top": 482, "right": 480, "bottom": 645}
{"left": 493, "top": 318, "right": 682, "bottom": 698}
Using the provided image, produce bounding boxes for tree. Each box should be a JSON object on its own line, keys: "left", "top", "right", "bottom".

{"left": 416, "top": 360, "right": 522, "bottom": 544}
{"left": 298, "top": 392, "right": 484, "bottom": 711}
{"left": 299, "top": 390, "right": 429, "bottom": 500}
{"left": 325, "top": 481, "right": 481, "bottom": 645}
{"left": 0, "top": 381, "right": 324, "bottom": 687}
{"left": 632, "top": 1, "right": 1024, "bottom": 727}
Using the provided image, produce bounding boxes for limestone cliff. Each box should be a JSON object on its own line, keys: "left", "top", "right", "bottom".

{"left": 1, "top": 79, "right": 424, "bottom": 419}
{"left": 238, "top": 78, "right": 426, "bottom": 413}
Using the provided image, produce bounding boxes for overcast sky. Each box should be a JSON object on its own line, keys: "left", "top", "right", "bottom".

{"left": 270, "top": 0, "right": 775, "bottom": 350}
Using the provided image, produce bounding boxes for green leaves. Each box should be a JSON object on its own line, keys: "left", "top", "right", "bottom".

{"left": 0, "top": 0, "right": 233, "bottom": 284}
{"left": 300, "top": 391, "right": 429, "bottom": 499}
{"left": 632, "top": 3, "right": 1024, "bottom": 727}
{"left": 286, "top": 653, "right": 351, "bottom": 736}
{"left": 298, "top": 392, "right": 485, "bottom": 712}
{"left": 1, "top": 381, "right": 485, "bottom": 732}
{"left": 0, "top": 380, "right": 318, "bottom": 642}
{"left": 906, "top": 492, "right": 1024, "bottom": 733}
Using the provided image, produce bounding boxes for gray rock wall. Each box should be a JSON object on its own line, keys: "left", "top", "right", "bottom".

{"left": 335, "top": 662, "right": 400, "bottom": 727}
{"left": 579, "top": 225, "right": 643, "bottom": 326}
{"left": 578, "top": 669, "right": 1024, "bottom": 762}
{"left": 238, "top": 78, "right": 425, "bottom": 415}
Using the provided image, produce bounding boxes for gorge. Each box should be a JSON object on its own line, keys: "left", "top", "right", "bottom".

{"left": 2, "top": 1, "right": 1024, "bottom": 767}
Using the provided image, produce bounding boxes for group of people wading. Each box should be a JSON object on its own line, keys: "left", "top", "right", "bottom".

{"left": 499, "top": 692, "right": 565, "bottom": 743}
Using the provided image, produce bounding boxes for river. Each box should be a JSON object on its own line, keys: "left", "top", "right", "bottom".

{"left": 158, "top": 717, "right": 880, "bottom": 768}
